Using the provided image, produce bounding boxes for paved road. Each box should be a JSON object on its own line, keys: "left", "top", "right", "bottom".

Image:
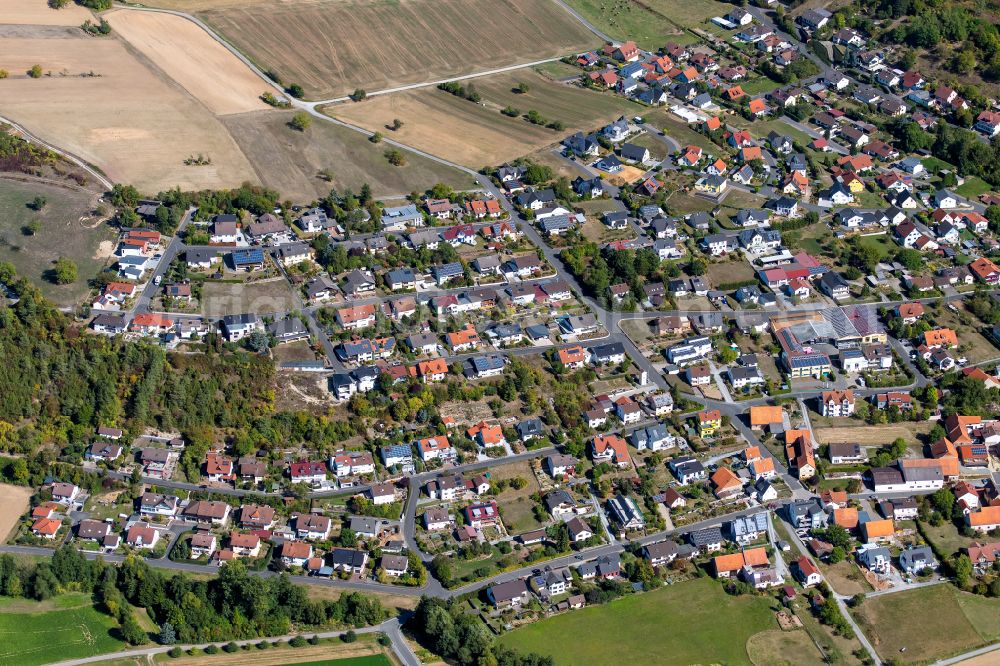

{"left": 933, "top": 642, "right": 1000, "bottom": 666}
{"left": 550, "top": 0, "right": 615, "bottom": 43}
{"left": 778, "top": 512, "right": 882, "bottom": 665}
{"left": 128, "top": 209, "right": 193, "bottom": 316}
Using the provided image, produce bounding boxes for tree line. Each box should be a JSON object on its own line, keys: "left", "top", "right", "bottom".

{"left": 0, "top": 547, "right": 386, "bottom": 645}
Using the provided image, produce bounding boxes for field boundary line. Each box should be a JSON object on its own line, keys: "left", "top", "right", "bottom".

{"left": 313, "top": 56, "right": 567, "bottom": 105}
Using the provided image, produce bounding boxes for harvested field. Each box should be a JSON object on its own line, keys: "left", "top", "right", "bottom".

{"left": 812, "top": 422, "right": 933, "bottom": 446}
{"left": 200, "top": 279, "right": 298, "bottom": 317}
{"left": 221, "top": 110, "right": 473, "bottom": 201}
{"left": 0, "top": 0, "right": 94, "bottom": 26}
{"left": 199, "top": 0, "right": 595, "bottom": 100}
{"left": 104, "top": 9, "right": 269, "bottom": 116}
{"left": 330, "top": 72, "right": 644, "bottom": 168}
{"left": 0, "top": 483, "right": 32, "bottom": 542}
{"left": 0, "top": 34, "right": 256, "bottom": 192}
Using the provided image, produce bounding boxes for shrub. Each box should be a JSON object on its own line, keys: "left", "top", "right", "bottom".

{"left": 289, "top": 112, "right": 312, "bottom": 132}
{"left": 342, "top": 630, "right": 357, "bottom": 643}
{"left": 223, "top": 642, "right": 239, "bottom": 653}
{"left": 308, "top": 635, "right": 319, "bottom": 645}
{"left": 204, "top": 645, "right": 219, "bottom": 655}
{"left": 289, "top": 636, "right": 307, "bottom": 648}
{"left": 167, "top": 648, "right": 182, "bottom": 659}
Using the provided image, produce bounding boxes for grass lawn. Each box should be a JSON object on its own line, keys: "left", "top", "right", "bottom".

{"left": 855, "top": 233, "right": 893, "bottom": 261}
{"left": 0, "top": 178, "right": 114, "bottom": 307}
{"left": 628, "top": 132, "right": 669, "bottom": 161}
{"left": 500, "top": 577, "right": 777, "bottom": 665}
{"left": 919, "top": 519, "right": 976, "bottom": 559}
{"left": 741, "top": 77, "right": 784, "bottom": 97}
{"left": 580, "top": 217, "right": 634, "bottom": 243}
{"left": 925, "top": 302, "right": 1000, "bottom": 364}
{"left": 747, "top": 117, "right": 812, "bottom": 146}
{"left": 706, "top": 258, "right": 757, "bottom": 287}
{"left": 851, "top": 189, "right": 888, "bottom": 209}
{"left": 645, "top": 109, "right": 717, "bottom": 152}
{"left": 666, "top": 192, "right": 717, "bottom": 215}
{"left": 956, "top": 592, "right": 1000, "bottom": 641}
{"left": 532, "top": 61, "right": 583, "bottom": 81}
{"left": 561, "top": 0, "right": 684, "bottom": 48}
{"left": 789, "top": 222, "right": 835, "bottom": 257}
{"left": 818, "top": 560, "right": 872, "bottom": 597}
{"left": 490, "top": 461, "right": 546, "bottom": 534}
{"left": 720, "top": 188, "right": 768, "bottom": 212}
{"left": 852, "top": 584, "right": 991, "bottom": 664}
{"left": 0, "top": 595, "right": 124, "bottom": 666}
{"left": 746, "top": 629, "right": 823, "bottom": 665}
{"left": 921, "top": 156, "right": 954, "bottom": 174}
{"left": 797, "top": 606, "right": 867, "bottom": 665}
{"left": 955, "top": 176, "right": 992, "bottom": 199}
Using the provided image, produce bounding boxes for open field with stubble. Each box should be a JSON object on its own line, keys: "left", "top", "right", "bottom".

{"left": 222, "top": 110, "right": 474, "bottom": 201}
{"left": 0, "top": 178, "right": 116, "bottom": 306}
{"left": 330, "top": 71, "right": 644, "bottom": 167}
{"left": 0, "top": 482, "right": 32, "bottom": 542}
{"left": 198, "top": 0, "right": 595, "bottom": 100}
{"left": 0, "top": 0, "right": 95, "bottom": 25}
{"left": 104, "top": 9, "right": 269, "bottom": 116}
{"left": 0, "top": 29, "right": 256, "bottom": 192}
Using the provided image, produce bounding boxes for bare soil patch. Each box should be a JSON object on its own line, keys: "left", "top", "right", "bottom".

{"left": 199, "top": 0, "right": 595, "bottom": 100}
{"left": 0, "top": 483, "right": 32, "bottom": 542}
{"left": 0, "top": 35, "right": 256, "bottom": 192}
{"left": 105, "top": 9, "right": 270, "bottom": 116}
{"left": 200, "top": 278, "right": 298, "bottom": 317}
{"left": 275, "top": 372, "right": 335, "bottom": 414}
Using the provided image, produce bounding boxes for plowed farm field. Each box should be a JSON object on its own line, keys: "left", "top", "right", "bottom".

{"left": 198, "top": 0, "right": 596, "bottom": 99}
